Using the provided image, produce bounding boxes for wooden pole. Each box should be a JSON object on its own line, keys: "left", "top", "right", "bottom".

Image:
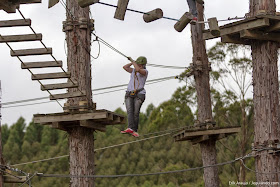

{"left": 0, "top": 81, "right": 3, "bottom": 187}
{"left": 65, "top": 0, "right": 95, "bottom": 186}
{"left": 249, "top": 0, "right": 280, "bottom": 184}
{"left": 190, "top": 4, "right": 219, "bottom": 187}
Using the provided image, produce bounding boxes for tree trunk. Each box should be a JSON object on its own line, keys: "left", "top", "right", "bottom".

{"left": 239, "top": 98, "right": 247, "bottom": 182}
{"left": 66, "top": 0, "right": 94, "bottom": 186}
{"left": 249, "top": 0, "right": 280, "bottom": 184}
{"left": 0, "top": 81, "right": 3, "bottom": 187}
{"left": 191, "top": 4, "right": 219, "bottom": 187}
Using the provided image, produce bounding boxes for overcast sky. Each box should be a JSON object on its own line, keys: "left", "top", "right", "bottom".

{"left": 0, "top": 0, "right": 274, "bottom": 126}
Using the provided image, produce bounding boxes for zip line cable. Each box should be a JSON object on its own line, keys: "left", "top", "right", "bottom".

{"left": 36, "top": 153, "right": 253, "bottom": 179}
{"left": 11, "top": 124, "right": 193, "bottom": 166}
{"left": 96, "top": 1, "right": 244, "bottom": 23}
{"left": 2, "top": 75, "right": 179, "bottom": 108}
{"left": 11, "top": 132, "right": 173, "bottom": 167}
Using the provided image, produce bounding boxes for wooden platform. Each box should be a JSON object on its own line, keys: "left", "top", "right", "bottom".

{"left": 33, "top": 109, "right": 126, "bottom": 132}
{"left": 173, "top": 126, "right": 241, "bottom": 144}
{"left": 203, "top": 15, "right": 280, "bottom": 45}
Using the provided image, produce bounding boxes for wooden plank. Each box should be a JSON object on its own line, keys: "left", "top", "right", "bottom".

{"left": 78, "top": 0, "right": 99, "bottom": 8}
{"left": 4, "top": 175, "right": 26, "bottom": 183}
{"left": 80, "top": 120, "right": 106, "bottom": 132}
{"left": 34, "top": 111, "right": 109, "bottom": 123}
{"left": 48, "top": 0, "right": 59, "bottom": 8}
{"left": 114, "top": 0, "right": 129, "bottom": 20}
{"left": 32, "top": 72, "right": 70, "bottom": 80}
{"left": 0, "top": 34, "right": 42, "bottom": 43}
{"left": 221, "top": 35, "right": 251, "bottom": 45}
{"left": 240, "top": 29, "right": 280, "bottom": 42}
{"left": 203, "top": 18, "right": 270, "bottom": 40}
{"left": 0, "top": 19, "right": 31, "bottom": 27}
{"left": 21, "top": 61, "right": 62, "bottom": 69}
{"left": 41, "top": 81, "right": 78, "bottom": 91}
{"left": 266, "top": 22, "right": 280, "bottom": 32}
{"left": 11, "top": 48, "right": 52, "bottom": 56}
{"left": 49, "top": 91, "right": 85, "bottom": 100}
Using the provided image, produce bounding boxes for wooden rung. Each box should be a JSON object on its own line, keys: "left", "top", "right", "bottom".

{"left": 20, "top": 0, "right": 42, "bottom": 4}
{"left": 0, "top": 33, "right": 42, "bottom": 43}
{"left": 50, "top": 91, "right": 85, "bottom": 100}
{"left": 48, "top": 0, "right": 59, "bottom": 8}
{"left": 32, "top": 72, "right": 71, "bottom": 80}
{"left": 11, "top": 48, "right": 52, "bottom": 56}
{"left": 174, "top": 12, "right": 193, "bottom": 32}
{"left": 114, "top": 0, "right": 129, "bottom": 20}
{"left": 21, "top": 61, "right": 62, "bottom": 69}
{"left": 0, "top": 19, "right": 31, "bottom": 27}
{"left": 78, "top": 0, "right": 99, "bottom": 7}
{"left": 41, "top": 82, "right": 78, "bottom": 91}
{"left": 208, "top": 17, "right": 220, "bottom": 36}
{"left": 4, "top": 175, "right": 27, "bottom": 183}
{"left": 0, "top": 2, "right": 17, "bottom": 13}
{"left": 143, "top": 8, "right": 163, "bottom": 23}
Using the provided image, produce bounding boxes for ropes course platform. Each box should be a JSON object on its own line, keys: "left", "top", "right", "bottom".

{"left": 173, "top": 126, "right": 241, "bottom": 144}
{"left": 203, "top": 14, "right": 280, "bottom": 44}
{"left": 33, "top": 109, "right": 126, "bottom": 132}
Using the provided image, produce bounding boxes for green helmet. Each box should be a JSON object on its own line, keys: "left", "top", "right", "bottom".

{"left": 135, "top": 56, "right": 147, "bottom": 65}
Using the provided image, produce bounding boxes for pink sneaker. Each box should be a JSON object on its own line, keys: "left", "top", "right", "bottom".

{"left": 121, "top": 128, "right": 134, "bottom": 134}
{"left": 132, "top": 131, "right": 139, "bottom": 138}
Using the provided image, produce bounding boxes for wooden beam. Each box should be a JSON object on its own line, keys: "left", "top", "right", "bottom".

{"left": 51, "top": 122, "right": 68, "bottom": 131}
{"left": 34, "top": 111, "right": 109, "bottom": 123}
{"left": 80, "top": 120, "right": 106, "bottom": 132}
{"left": 0, "top": 34, "right": 42, "bottom": 43}
{"left": 41, "top": 82, "right": 78, "bottom": 91}
{"left": 203, "top": 18, "right": 270, "bottom": 40}
{"left": 4, "top": 175, "right": 26, "bottom": 183}
{"left": 174, "top": 12, "right": 192, "bottom": 32}
{"left": 114, "top": 0, "right": 129, "bottom": 20}
{"left": 11, "top": 48, "right": 52, "bottom": 56}
{"left": 240, "top": 29, "right": 280, "bottom": 43}
{"left": 221, "top": 35, "right": 251, "bottom": 45}
{"left": 49, "top": 91, "right": 85, "bottom": 100}
{"left": 0, "top": 19, "right": 31, "bottom": 27}
{"left": 143, "top": 8, "right": 163, "bottom": 23}
{"left": 78, "top": 0, "right": 99, "bottom": 8}
{"left": 31, "top": 72, "right": 70, "bottom": 80}
{"left": 266, "top": 22, "right": 280, "bottom": 32}
{"left": 21, "top": 61, "right": 62, "bottom": 69}
{"left": 191, "top": 135, "right": 209, "bottom": 144}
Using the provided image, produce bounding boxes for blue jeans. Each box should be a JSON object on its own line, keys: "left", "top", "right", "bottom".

{"left": 187, "top": 0, "right": 198, "bottom": 17}
{"left": 125, "top": 94, "right": 145, "bottom": 132}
